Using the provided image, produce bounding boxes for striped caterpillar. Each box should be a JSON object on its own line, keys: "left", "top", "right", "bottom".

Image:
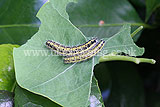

{"left": 46, "top": 38, "right": 98, "bottom": 56}
{"left": 46, "top": 38, "right": 105, "bottom": 63}
{"left": 63, "top": 40, "right": 105, "bottom": 63}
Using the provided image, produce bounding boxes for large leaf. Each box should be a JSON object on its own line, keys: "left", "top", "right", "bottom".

{"left": 14, "top": 85, "right": 60, "bottom": 107}
{"left": 106, "top": 62, "right": 145, "bottom": 107}
{"left": 13, "top": 1, "right": 144, "bottom": 107}
{"left": 67, "top": 0, "right": 143, "bottom": 39}
{"left": 0, "top": 44, "right": 19, "bottom": 92}
{"left": 0, "top": 0, "right": 44, "bottom": 45}
{"left": 146, "top": 0, "right": 160, "bottom": 22}
{"left": 0, "top": 90, "right": 13, "bottom": 107}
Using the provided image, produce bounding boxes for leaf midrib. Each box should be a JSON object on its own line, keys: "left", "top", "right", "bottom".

{"left": 0, "top": 24, "right": 40, "bottom": 28}
{"left": 0, "top": 22, "right": 152, "bottom": 29}
{"left": 76, "top": 23, "right": 152, "bottom": 28}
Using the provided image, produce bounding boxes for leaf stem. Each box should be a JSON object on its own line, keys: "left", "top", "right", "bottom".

{"left": 76, "top": 23, "right": 153, "bottom": 29}
{"left": 131, "top": 26, "right": 143, "bottom": 37}
{"left": 99, "top": 55, "right": 156, "bottom": 64}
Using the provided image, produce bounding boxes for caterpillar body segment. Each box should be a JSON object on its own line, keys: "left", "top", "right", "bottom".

{"left": 63, "top": 40, "right": 105, "bottom": 63}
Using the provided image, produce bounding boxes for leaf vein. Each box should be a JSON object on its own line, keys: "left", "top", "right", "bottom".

{"left": 30, "top": 63, "right": 77, "bottom": 89}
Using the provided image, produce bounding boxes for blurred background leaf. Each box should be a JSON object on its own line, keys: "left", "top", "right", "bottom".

{"left": 66, "top": 0, "right": 149, "bottom": 41}
{"left": 128, "top": 0, "right": 146, "bottom": 21}
{"left": 145, "top": 0, "right": 160, "bottom": 22}
{"left": 0, "top": 44, "right": 19, "bottom": 92}
{"left": 0, "top": 0, "right": 46, "bottom": 45}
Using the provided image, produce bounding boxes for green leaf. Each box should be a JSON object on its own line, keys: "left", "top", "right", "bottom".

{"left": 0, "top": 0, "right": 44, "bottom": 45}
{"left": 67, "top": 0, "right": 145, "bottom": 39}
{"left": 0, "top": 44, "right": 19, "bottom": 92}
{"left": 13, "top": 1, "right": 144, "bottom": 107}
{"left": 105, "top": 62, "right": 145, "bottom": 107}
{"left": 102, "top": 24, "right": 144, "bottom": 56}
{"left": 146, "top": 0, "right": 160, "bottom": 22}
{"left": 0, "top": 90, "right": 13, "bottom": 106}
{"left": 14, "top": 2, "right": 93, "bottom": 107}
{"left": 49, "top": 0, "right": 77, "bottom": 19}
{"left": 14, "top": 85, "right": 60, "bottom": 107}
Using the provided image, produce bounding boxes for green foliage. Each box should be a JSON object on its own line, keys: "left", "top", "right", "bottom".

{"left": 0, "top": 0, "right": 43, "bottom": 45}
{"left": 0, "top": 0, "right": 159, "bottom": 106}
{"left": 103, "top": 24, "right": 144, "bottom": 56}
{"left": 67, "top": 0, "right": 143, "bottom": 39}
{"left": 0, "top": 44, "right": 19, "bottom": 91}
{"left": 146, "top": 0, "right": 160, "bottom": 22}
{"left": 13, "top": 0, "right": 148, "bottom": 106}
{"left": 49, "top": 0, "right": 77, "bottom": 19}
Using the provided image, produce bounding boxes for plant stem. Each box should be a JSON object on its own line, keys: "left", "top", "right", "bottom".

{"left": 131, "top": 26, "right": 143, "bottom": 37}
{"left": 99, "top": 55, "right": 156, "bottom": 64}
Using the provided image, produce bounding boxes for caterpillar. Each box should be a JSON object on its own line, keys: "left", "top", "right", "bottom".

{"left": 46, "top": 38, "right": 98, "bottom": 56}
{"left": 63, "top": 40, "right": 105, "bottom": 63}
